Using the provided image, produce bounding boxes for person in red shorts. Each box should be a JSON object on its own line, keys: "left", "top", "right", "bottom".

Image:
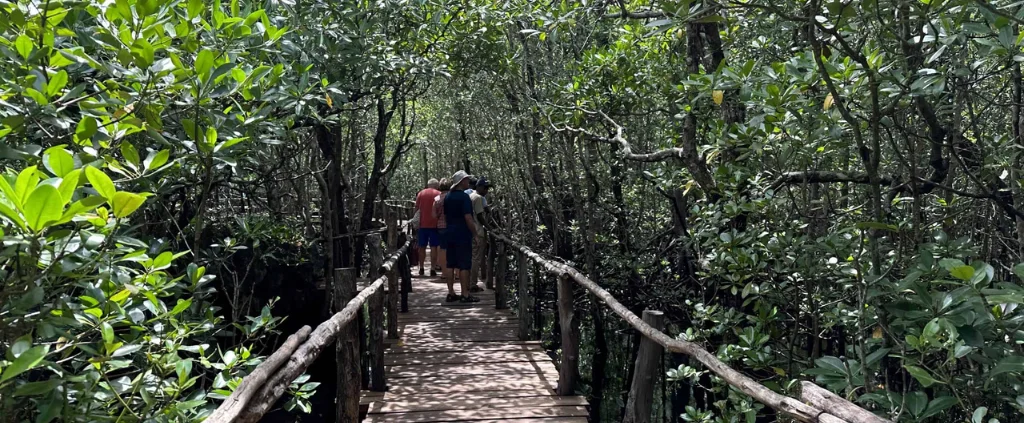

{"left": 414, "top": 178, "right": 441, "bottom": 276}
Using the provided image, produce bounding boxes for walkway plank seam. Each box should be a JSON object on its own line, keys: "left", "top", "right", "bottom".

{"left": 361, "top": 268, "right": 589, "bottom": 422}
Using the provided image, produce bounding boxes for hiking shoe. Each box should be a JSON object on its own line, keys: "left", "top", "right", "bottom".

{"left": 470, "top": 285, "right": 483, "bottom": 293}
{"left": 459, "top": 296, "right": 480, "bottom": 303}
{"left": 418, "top": 268, "right": 424, "bottom": 276}
{"left": 430, "top": 269, "right": 437, "bottom": 277}
{"left": 445, "top": 293, "right": 459, "bottom": 303}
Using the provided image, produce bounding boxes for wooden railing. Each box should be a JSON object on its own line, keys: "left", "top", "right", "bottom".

{"left": 488, "top": 231, "right": 891, "bottom": 423}
{"left": 208, "top": 202, "right": 413, "bottom": 423}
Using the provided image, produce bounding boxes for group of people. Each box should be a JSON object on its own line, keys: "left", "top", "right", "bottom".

{"left": 413, "top": 170, "right": 492, "bottom": 303}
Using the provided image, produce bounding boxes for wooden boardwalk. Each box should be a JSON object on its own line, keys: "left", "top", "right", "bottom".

{"left": 361, "top": 268, "right": 589, "bottom": 422}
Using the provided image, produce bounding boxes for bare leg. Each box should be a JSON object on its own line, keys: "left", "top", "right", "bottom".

{"left": 440, "top": 248, "right": 455, "bottom": 295}
{"left": 459, "top": 269, "right": 472, "bottom": 297}
{"left": 418, "top": 245, "right": 426, "bottom": 271}
{"left": 444, "top": 268, "right": 455, "bottom": 295}
{"left": 430, "top": 246, "right": 439, "bottom": 270}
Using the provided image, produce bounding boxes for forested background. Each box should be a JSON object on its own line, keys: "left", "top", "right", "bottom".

{"left": 2, "top": 0, "right": 1024, "bottom": 422}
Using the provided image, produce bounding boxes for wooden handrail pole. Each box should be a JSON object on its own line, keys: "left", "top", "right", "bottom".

{"left": 624, "top": 310, "right": 665, "bottom": 423}
{"left": 485, "top": 233, "right": 497, "bottom": 290}
{"left": 399, "top": 257, "right": 412, "bottom": 313}
{"left": 387, "top": 267, "right": 399, "bottom": 338}
{"left": 556, "top": 273, "right": 579, "bottom": 396}
{"left": 335, "top": 268, "right": 360, "bottom": 423}
{"left": 801, "top": 382, "right": 889, "bottom": 423}
{"left": 532, "top": 261, "right": 542, "bottom": 339}
{"left": 495, "top": 240, "right": 509, "bottom": 309}
{"left": 369, "top": 288, "right": 386, "bottom": 391}
{"left": 517, "top": 250, "right": 531, "bottom": 340}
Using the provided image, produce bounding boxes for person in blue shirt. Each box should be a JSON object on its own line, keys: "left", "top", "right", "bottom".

{"left": 444, "top": 170, "right": 480, "bottom": 303}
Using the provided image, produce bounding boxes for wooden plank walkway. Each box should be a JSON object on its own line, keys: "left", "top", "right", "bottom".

{"left": 361, "top": 267, "right": 589, "bottom": 422}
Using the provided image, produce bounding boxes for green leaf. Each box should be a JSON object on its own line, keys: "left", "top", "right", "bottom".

{"left": 109, "top": 289, "right": 131, "bottom": 304}
{"left": 815, "top": 356, "right": 847, "bottom": 374}
{"left": 170, "top": 299, "right": 192, "bottom": 315}
{"left": 921, "top": 397, "right": 959, "bottom": 419}
{"left": 14, "top": 379, "right": 61, "bottom": 396}
{"left": 85, "top": 166, "right": 116, "bottom": 200}
{"left": 101, "top": 322, "right": 114, "bottom": 344}
{"left": 58, "top": 196, "right": 105, "bottom": 223}
{"left": 15, "top": 34, "right": 33, "bottom": 59}
{"left": 188, "top": 0, "right": 204, "bottom": 19}
{"left": 176, "top": 359, "right": 192, "bottom": 381}
{"left": 904, "top": 365, "right": 943, "bottom": 387}
{"left": 196, "top": 49, "right": 214, "bottom": 78}
{"left": 1014, "top": 263, "right": 1024, "bottom": 280}
{"left": 864, "top": 347, "right": 890, "bottom": 367}
{"left": 906, "top": 391, "right": 927, "bottom": 417}
{"left": 214, "top": 137, "right": 248, "bottom": 153}
{"left": 111, "top": 344, "right": 142, "bottom": 357}
{"left": 58, "top": 169, "right": 82, "bottom": 204}
{"left": 152, "top": 251, "right": 174, "bottom": 270}
{"left": 111, "top": 192, "right": 146, "bottom": 218}
{"left": 76, "top": 117, "right": 98, "bottom": 142}
{"left": 46, "top": 70, "right": 68, "bottom": 97}
{"left": 950, "top": 265, "right": 974, "bottom": 281}
{"left": 120, "top": 142, "right": 140, "bottom": 166}
{"left": 989, "top": 356, "right": 1024, "bottom": 378}
{"left": 205, "top": 127, "right": 218, "bottom": 149}
{"left": 15, "top": 166, "right": 40, "bottom": 205}
{"left": 144, "top": 149, "right": 170, "bottom": 171}
{"left": 0, "top": 201, "right": 24, "bottom": 228}
{"left": 0, "top": 345, "right": 48, "bottom": 383}
{"left": 24, "top": 88, "right": 48, "bottom": 105}
{"left": 44, "top": 146, "right": 75, "bottom": 177}
{"left": 972, "top": 407, "right": 988, "bottom": 423}
{"left": 24, "top": 185, "right": 63, "bottom": 232}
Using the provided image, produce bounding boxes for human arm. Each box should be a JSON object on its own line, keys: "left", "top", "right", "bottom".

{"left": 462, "top": 195, "right": 478, "bottom": 237}
{"left": 464, "top": 213, "right": 478, "bottom": 237}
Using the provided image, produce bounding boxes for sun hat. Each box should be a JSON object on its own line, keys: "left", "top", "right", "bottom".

{"left": 451, "top": 170, "right": 473, "bottom": 190}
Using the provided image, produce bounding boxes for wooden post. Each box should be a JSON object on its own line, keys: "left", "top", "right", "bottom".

{"left": 368, "top": 233, "right": 383, "bottom": 280}
{"left": 556, "top": 273, "right": 579, "bottom": 396}
{"left": 485, "top": 234, "right": 497, "bottom": 290}
{"left": 368, "top": 287, "right": 386, "bottom": 391}
{"left": 363, "top": 233, "right": 382, "bottom": 389}
{"left": 387, "top": 267, "right": 399, "bottom": 338}
{"left": 334, "top": 268, "right": 359, "bottom": 423}
{"left": 533, "top": 262, "right": 542, "bottom": 339}
{"left": 517, "top": 250, "right": 531, "bottom": 340}
{"left": 495, "top": 240, "right": 508, "bottom": 309}
{"left": 624, "top": 310, "right": 666, "bottom": 423}
{"left": 399, "top": 233, "right": 412, "bottom": 312}
{"left": 386, "top": 206, "right": 398, "bottom": 251}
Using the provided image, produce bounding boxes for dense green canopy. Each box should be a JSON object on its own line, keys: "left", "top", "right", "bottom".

{"left": 2, "top": 0, "right": 1024, "bottom": 421}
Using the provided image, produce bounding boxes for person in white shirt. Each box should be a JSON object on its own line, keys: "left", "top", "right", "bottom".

{"left": 469, "top": 177, "right": 491, "bottom": 291}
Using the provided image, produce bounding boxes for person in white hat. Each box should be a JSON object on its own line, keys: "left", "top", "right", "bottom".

{"left": 443, "top": 170, "right": 480, "bottom": 302}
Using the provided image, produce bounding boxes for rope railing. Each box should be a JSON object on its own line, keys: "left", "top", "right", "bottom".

{"left": 207, "top": 238, "right": 411, "bottom": 423}
{"left": 490, "top": 231, "right": 891, "bottom": 423}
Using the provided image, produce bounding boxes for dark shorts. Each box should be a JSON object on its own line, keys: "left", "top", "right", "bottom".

{"left": 446, "top": 241, "right": 473, "bottom": 270}
{"left": 437, "top": 229, "right": 448, "bottom": 249}
{"left": 418, "top": 228, "right": 439, "bottom": 247}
